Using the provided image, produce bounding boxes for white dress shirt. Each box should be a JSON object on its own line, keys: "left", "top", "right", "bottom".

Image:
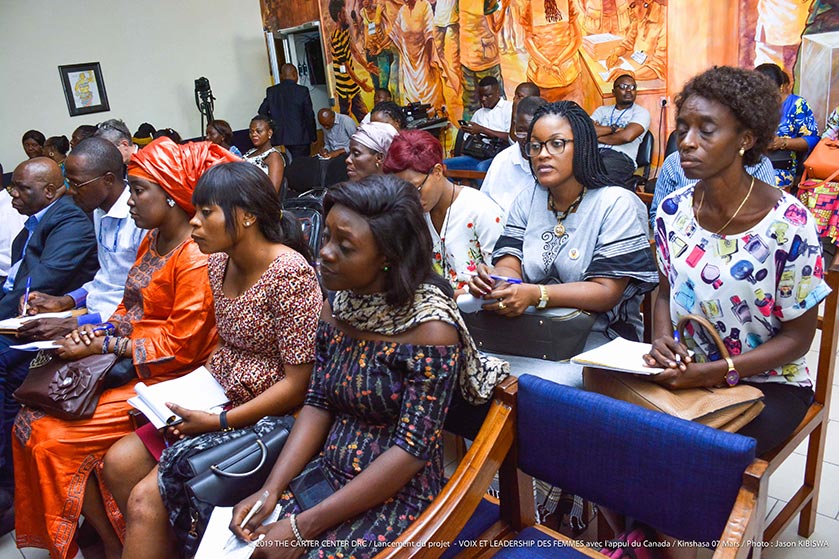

{"left": 481, "top": 143, "right": 536, "bottom": 215}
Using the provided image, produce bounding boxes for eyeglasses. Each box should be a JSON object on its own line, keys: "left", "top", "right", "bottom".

{"left": 524, "top": 138, "right": 573, "bottom": 158}
{"left": 68, "top": 173, "right": 108, "bottom": 190}
{"left": 616, "top": 83, "right": 637, "bottom": 91}
{"left": 416, "top": 173, "right": 431, "bottom": 192}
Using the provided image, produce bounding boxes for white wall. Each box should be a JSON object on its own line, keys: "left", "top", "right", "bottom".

{"left": 0, "top": 0, "right": 270, "bottom": 173}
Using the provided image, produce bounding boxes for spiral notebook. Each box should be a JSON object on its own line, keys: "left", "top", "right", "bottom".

{"left": 127, "top": 366, "right": 228, "bottom": 428}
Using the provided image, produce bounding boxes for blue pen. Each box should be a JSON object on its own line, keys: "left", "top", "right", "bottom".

{"left": 464, "top": 271, "right": 522, "bottom": 284}
{"left": 673, "top": 330, "right": 682, "bottom": 363}
{"left": 92, "top": 322, "right": 115, "bottom": 335}
{"left": 21, "top": 277, "right": 32, "bottom": 317}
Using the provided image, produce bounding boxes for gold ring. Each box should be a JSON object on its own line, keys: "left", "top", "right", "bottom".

{"left": 498, "top": 301, "right": 507, "bottom": 310}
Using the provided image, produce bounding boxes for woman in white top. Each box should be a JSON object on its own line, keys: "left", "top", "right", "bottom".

{"left": 242, "top": 115, "right": 285, "bottom": 193}
{"left": 384, "top": 129, "right": 504, "bottom": 293}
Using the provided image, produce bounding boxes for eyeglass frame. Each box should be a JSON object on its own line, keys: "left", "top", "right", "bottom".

{"left": 415, "top": 172, "right": 432, "bottom": 192}
{"left": 615, "top": 83, "right": 637, "bottom": 91}
{"left": 523, "top": 138, "right": 574, "bottom": 159}
{"left": 67, "top": 172, "right": 110, "bottom": 191}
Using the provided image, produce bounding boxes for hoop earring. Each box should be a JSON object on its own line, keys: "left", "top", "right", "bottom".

{"left": 738, "top": 147, "right": 745, "bottom": 157}
{"left": 166, "top": 198, "right": 176, "bottom": 208}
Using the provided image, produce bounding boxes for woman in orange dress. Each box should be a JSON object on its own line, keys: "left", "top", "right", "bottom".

{"left": 12, "top": 137, "right": 236, "bottom": 559}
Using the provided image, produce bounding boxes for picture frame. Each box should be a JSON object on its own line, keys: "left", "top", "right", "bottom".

{"left": 58, "top": 62, "right": 110, "bottom": 117}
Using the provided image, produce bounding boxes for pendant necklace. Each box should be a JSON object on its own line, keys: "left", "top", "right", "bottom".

{"left": 548, "top": 188, "right": 586, "bottom": 237}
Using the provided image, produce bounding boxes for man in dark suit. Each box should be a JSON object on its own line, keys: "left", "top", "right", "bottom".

{"left": 0, "top": 157, "right": 97, "bottom": 534}
{"left": 258, "top": 63, "right": 317, "bottom": 159}
{"left": 0, "top": 158, "right": 97, "bottom": 320}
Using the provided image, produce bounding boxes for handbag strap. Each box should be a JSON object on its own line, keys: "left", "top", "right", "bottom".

{"left": 209, "top": 439, "right": 267, "bottom": 478}
{"left": 676, "top": 313, "right": 730, "bottom": 360}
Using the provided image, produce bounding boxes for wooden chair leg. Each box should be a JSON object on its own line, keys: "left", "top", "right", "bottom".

{"left": 798, "top": 420, "right": 828, "bottom": 537}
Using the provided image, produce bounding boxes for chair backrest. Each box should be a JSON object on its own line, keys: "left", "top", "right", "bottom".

{"left": 517, "top": 374, "right": 756, "bottom": 544}
{"left": 636, "top": 131, "right": 654, "bottom": 180}
{"left": 665, "top": 130, "right": 678, "bottom": 158}
{"left": 285, "top": 156, "right": 325, "bottom": 194}
{"left": 324, "top": 152, "right": 349, "bottom": 187}
{"left": 453, "top": 128, "right": 466, "bottom": 157}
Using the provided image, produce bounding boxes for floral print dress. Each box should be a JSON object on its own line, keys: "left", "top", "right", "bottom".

{"left": 773, "top": 94, "right": 819, "bottom": 189}
{"left": 426, "top": 187, "right": 504, "bottom": 289}
{"left": 271, "top": 320, "right": 460, "bottom": 558}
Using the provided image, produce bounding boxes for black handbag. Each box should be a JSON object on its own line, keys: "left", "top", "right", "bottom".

{"left": 462, "top": 307, "right": 596, "bottom": 361}
{"left": 167, "top": 416, "right": 294, "bottom": 556}
{"left": 461, "top": 133, "right": 508, "bottom": 160}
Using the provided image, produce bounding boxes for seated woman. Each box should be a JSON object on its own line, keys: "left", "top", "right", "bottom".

{"left": 71, "top": 125, "right": 98, "bottom": 150}
{"left": 823, "top": 105, "right": 839, "bottom": 141}
{"left": 345, "top": 121, "right": 398, "bottom": 180}
{"left": 647, "top": 66, "right": 829, "bottom": 456}
{"left": 755, "top": 63, "right": 819, "bottom": 189}
{"left": 206, "top": 119, "right": 243, "bottom": 157}
{"left": 385, "top": 129, "right": 504, "bottom": 293}
{"left": 467, "top": 101, "right": 658, "bottom": 350}
{"left": 243, "top": 115, "right": 285, "bottom": 193}
{"left": 222, "top": 175, "right": 501, "bottom": 558}
{"left": 11, "top": 137, "right": 234, "bottom": 559}
{"left": 113, "top": 161, "right": 323, "bottom": 558}
{"left": 44, "top": 135, "right": 71, "bottom": 189}
{"left": 21, "top": 129, "right": 45, "bottom": 159}
{"left": 370, "top": 101, "right": 408, "bottom": 130}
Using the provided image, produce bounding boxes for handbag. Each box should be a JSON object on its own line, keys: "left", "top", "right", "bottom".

{"left": 461, "top": 133, "right": 508, "bottom": 160}
{"left": 163, "top": 416, "right": 294, "bottom": 556}
{"left": 463, "top": 306, "right": 596, "bottom": 361}
{"left": 583, "top": 314, "right": 765, "bottom": 433}
{"left": 803, "top": 138, "right": 839, "bottom": 180}
{"left": 797, "top": 167, "right": 839, "bottom": 239}
{"left": 13, "top": 352, "right": 119, "bottom": 420}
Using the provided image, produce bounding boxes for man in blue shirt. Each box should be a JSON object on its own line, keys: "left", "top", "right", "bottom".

{"left": 649, "top": 150, "right": 777, "bottom": 229}
{"left": 18, "top": 138, "right": 145, "bottom": 335}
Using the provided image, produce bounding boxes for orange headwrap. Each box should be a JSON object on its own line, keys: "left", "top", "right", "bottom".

{"left": 126, "top": 137, "right": 240, "bottom": 215}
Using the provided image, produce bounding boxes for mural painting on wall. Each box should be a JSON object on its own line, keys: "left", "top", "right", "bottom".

{"left": 738, "top": 0, "right": 820, "bottom": 78}
{"left": 259, "top": 0, "right": 669, "bottom": 129}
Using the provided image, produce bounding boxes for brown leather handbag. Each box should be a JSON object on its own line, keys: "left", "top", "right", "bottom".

{"left": 14, "top": 352, "right": 119, "bottom": 420}
{"left": 583, "top": 314, "right": 765, "bottom": 433}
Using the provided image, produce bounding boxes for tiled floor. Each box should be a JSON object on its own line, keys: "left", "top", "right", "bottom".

{"left": 2, "top": 374, "right": 837, "bottom": 558}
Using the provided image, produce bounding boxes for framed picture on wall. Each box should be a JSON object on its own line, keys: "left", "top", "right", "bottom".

{"left": 58, "top": 62, "right": 110, "bottom": 117}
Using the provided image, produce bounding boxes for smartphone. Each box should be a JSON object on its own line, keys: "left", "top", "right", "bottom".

{"left": 458, "top": 119, "right": 468, "bottom": 126}
{"left": 289, "top": 462, "right": 335, "bottom": 510}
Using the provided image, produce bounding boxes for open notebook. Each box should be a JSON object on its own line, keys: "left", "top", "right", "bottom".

{"left": 0, "top": 311, "right": 73, "bottom": 334}
{"left": 196, "top": 504, "right": 283, "bottom": 559}
{"left": 127, "top": 366, "right": 229, "bottom": 429}
{"left": 570, "top": 337, "right": 664, "bottom": 375}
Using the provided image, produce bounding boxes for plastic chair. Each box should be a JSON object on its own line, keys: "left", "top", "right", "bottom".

{"left": 761, "top": 252, "right": 839, "bottom": 543}
{"left": 631, "top": 131, "right": 654, "bottom": 193}
{"left": 457, "top": 375, "right": 767, "bottom": 558}
{"left": 284, "top": 156, "right": 324, "bottom": 196}
{"left": 664, "top": 130, "right": 679, "bottom": 158}
{"left": 324, "top": 152, "right": 349, "bottom": 187}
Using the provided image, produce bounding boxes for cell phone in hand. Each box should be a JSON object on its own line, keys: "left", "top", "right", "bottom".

{"left": 458, "top": 119, "right": 468, "bottom": 126}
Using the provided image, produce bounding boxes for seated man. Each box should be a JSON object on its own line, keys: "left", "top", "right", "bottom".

{"left": 445, "top": 76, "right": 513, "bottom": 173}
{"left": 0, "top": 157, "right": 97, "bottom": 518}
{"left": 94, "top": 118, "right": 137, "bottom": 166}
{"left": 649, "top": 150, "right": 776, "bottom": 228}
{"left": 482, "top": 96, "right": 548, "bottom": 214}
{"left": 591, "top": 74, "right": 650, "bottom": 189}
{"left": 361, "top": 88, "right": 394, "bottom": 124}
{"left": 509, "top": 81, "right": 540, "bottom": 140}
{"left": 318, "top": 107, "right": 357, "bottom": 159}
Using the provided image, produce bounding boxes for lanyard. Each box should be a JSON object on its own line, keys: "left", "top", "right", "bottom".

{"left": 610, "top": 105, "right": 631, "bottom": 127}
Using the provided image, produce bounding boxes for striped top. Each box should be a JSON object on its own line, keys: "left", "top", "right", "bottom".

{"left": 330, "top": 28, "right": 360, "bottom": 99}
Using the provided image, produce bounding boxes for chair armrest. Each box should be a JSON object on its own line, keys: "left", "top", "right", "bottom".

{"left": 713, "top": 459, "right": 768, "bottom": 559}
{"left": 372, "top": 377, "right": 518, "bottom": 559}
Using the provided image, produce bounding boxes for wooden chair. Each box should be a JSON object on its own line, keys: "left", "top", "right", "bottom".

{"left": 445, "top": 169, "right": 487, "bottom": 188}
{"left": 463, "top": 375, "right": 768, "bottom": 558}
{"left": 761, "top": 251, "right": 839, "bottom": 542}
{"left": 372, "top": 376, "right": 519, "bottom": 559}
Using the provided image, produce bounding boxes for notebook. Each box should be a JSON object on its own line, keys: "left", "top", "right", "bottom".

{"left": 127, "top": 366, "right": 229, "bottom": 429}
{"left": 570, "top": 337, "right": 664, "bottom": 375}
{"left": 195, "top": 504, "right": 283, "bottom": 559}
{"left": 0, "top": 311, "right": 74, "bottom": 334}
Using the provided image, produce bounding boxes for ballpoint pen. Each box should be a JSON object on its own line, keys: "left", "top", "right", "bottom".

{"left": 21, "top": 277, "right": 31, "bottom": 317}
{"left": 463, "top": 271, "right": 523, "bottom": 284}
{"left": 224, "top": 490, "right": 271, "bottom": 550}
{"left": 673, "top": 330, "right": 682, "bottom": 364}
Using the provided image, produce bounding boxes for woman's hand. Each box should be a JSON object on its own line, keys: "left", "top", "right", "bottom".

{"left": 230, "top": 488, "right": 279, "bottom": 541}
{"left": 251, "top": 519, "right": 305, "bottom": 559}
{"left": 164, "top": 403, "right": 221, "bottom": 439}
{"left": 650, "top": 361, "right": 724, "bottom": 390}
{"left": 485, "top": 282, "right": 538, "bottom": 317}
{"left": 56, "top": 325, "right": 103, "bottom": 359}
{"left": 644, "top": 334, "right": 690, "bottom": 371}
{"left": 466, "top": 263, "right": 495, "bottom": 298}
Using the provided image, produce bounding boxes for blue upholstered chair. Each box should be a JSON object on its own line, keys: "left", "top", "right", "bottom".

{"left": 444, "top": 375, "right": 767, "bottom": 559}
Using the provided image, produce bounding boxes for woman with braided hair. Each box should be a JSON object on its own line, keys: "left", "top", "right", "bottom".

{"left": 467, "top": 100, "right": 657, "bottom": 351}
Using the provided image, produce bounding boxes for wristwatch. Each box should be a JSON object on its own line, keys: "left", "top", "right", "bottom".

{"left": 536, "top": 285, "right": 549, "bottom": 310}
{"left": 724, "top": 357, "right": 740, "bottom": 387}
